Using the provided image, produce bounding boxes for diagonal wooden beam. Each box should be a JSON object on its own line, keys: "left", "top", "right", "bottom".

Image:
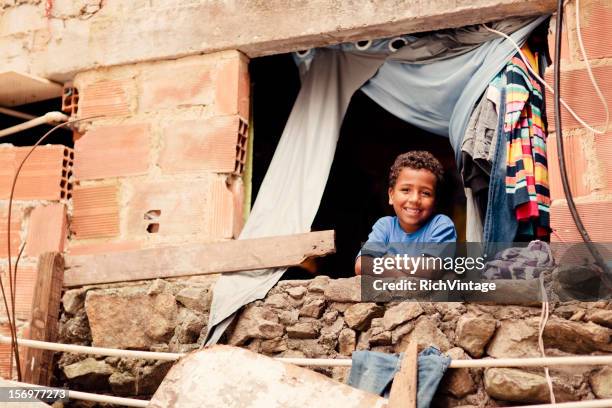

{"left": 23, "top": 252, "right": 64, "bottom": 386}
{"left": 64, "top": 230, "right": 335, "bottom": 287}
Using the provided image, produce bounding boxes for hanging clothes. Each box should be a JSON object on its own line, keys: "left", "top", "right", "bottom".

{"left": 504, "top": 47, "right": 550, "bottom": 240}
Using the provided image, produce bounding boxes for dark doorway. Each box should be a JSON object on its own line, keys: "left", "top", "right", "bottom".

{"left": 250, "top": 54, "right": 465, "bottom": 279}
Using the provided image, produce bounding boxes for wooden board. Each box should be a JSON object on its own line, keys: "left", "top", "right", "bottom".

{"left": 389, "top": 340, "right": 418, "bottom": 408}
{"left": 0, "top": 71, "right": 62, "bottom": 107}
{"left": 149, "top": 345, "right": 386, "bottom": 408}
{"left": 23, "top": 253, "right": 64, "bottom": 386}
{"left": 64, "top": 230, "right": 335, "bottom": 287}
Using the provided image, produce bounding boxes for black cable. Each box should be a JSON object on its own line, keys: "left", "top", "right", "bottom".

{"left": 553, "top": 0, "right": 612, "bottom": 287}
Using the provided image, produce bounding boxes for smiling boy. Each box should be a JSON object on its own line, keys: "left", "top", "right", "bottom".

{"left": 355, "top": 151, "right": 457, "bottom": 276}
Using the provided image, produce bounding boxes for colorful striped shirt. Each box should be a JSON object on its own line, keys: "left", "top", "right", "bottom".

{"left": 504, "top": 50, "right": 550, "bottom": 238}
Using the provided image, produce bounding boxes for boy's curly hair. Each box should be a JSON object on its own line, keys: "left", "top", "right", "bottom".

{"left": 388, "top": 151, "right": 444, "bottom": 188}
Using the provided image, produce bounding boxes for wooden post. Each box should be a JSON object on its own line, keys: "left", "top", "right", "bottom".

{"left": 23, "top": 252, "right": 64, "bottom": 385}
{"left": 388, "top": 340, "right": 418, "bottom": 408}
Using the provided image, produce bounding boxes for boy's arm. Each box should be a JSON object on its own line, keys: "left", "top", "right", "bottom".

{"left": 354, "top": 218, "right": 389, "bottom": 276}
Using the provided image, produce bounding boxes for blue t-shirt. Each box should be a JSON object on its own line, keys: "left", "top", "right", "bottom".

{"left": 358, "top": 214, "right": 457, "bottom": 258}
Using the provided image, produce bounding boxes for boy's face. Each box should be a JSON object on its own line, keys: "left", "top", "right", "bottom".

{"left": 388, "top": 168, "right": 437, "bottom": 233}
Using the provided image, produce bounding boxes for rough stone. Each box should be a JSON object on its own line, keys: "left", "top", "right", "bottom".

{"left": 308, "top": 275, "right": 330, "bottom": 293}
{"left": 147, "top": 279, "right": 172, "bottom": 296}
{"left": 585, "top": 309, "right": 612, "bottom": 328}
{"left": 344, "top": 303, "right": 383, "bottom": 330}
{"left": 543, "top": 317, "right": 612, "bottom": 353}
{"left": 484, "top": 368, "right": 577, "bottom": 403}
{"left": 260, "top": 337, "right": 288, "bottom": 354}
{"left": 383, "top": 302, "right": 423, "bottom": 330}
{"left": 441, "top": 348, "right": 476, "bottom": 398}
{"left": 486, "top": 319, "right": 539, "bottom": 358}
{"left": 278, "top": 309, "right": 299, "bottom": 325}
{"left": 173, "top": 309, "right": 205, "bottom": 344}
{"left": 227, "top": 305, "right": 284, "bottom": 346}
{"left": 176, "top": 287, "right": 209, "bottom": 313}
{"left": 455, "top": 315, "right": 497, "bottom": 357}
{"left": 287, "top": 339, "right": 333, "bottom": 358}
{"left": 590, "top": 366, "right": 612, "bottom": 398}
{"left": 265, "top": 293, "right": 294, "bottom": 309}
{"left": 324, "top": 277, "right": 360, "bottom": 302}
{"left": 63, "top": 358, "right": 113, "bottom": 389}
{"left": 391, "top": 322, "right": 414, "bottom": 344}
{"left": 435, "top": 302, "right": 467, "bottom": 321}
{"left": 322, "top": 310, "right": 339, "bottom": 325}
{"left": 320, "top": 316, "right": 345, "bottom": 339}
{"left": 136, "top": 361, "right": 173, "bottom": 395}
{"left": 300, "top": 297, "right": 326, "bottom": 318}
{"left": 287, "top": 322, "right": 319, "bottom": 339}
{"left": 338, "top": 328, "right": 357, "bottom": 356}
{"left": 369, "top": 325, "right": 392, "bottom": 346}
{"left": 62, "top": 288, "right": 86, "bottom": 315}
{"left": 59, "top": 309, "right": 92, "bottom": 344}
{"left": 329, "top": 302, "right": 352, "bottom": 313}
{"left": 85, "top": 288, "right": 178, "bottom": 349}
{"left": 397, "top": 316, "right": 451, "bottom": 352}
{"left": 286, "top": 286, "right": 307, "bottom": 299}
{"left": 109, "top": 372, "right": 137, "bottom": 396}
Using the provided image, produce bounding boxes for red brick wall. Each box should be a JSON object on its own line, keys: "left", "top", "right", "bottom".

{"left": 0, "top": 145, "right": 70, "bottom": 378}
{"left": 69, "top": 50, "right": 250, "bottom": 255}
{"left": 546, "top": 0, "right": 612, "bottom": 242}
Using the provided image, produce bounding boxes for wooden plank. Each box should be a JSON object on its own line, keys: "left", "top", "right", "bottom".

{"left": 389, "top": 340, "right": 418, "bottom": 408}
{"left": 0, "top": 71, "right": 62, "bottom": 107}
{"left": 23, "top": 252, "right": 64, "bottom": 386}
{"left": 64, "top": 230, "right": 335, "bottom": 287}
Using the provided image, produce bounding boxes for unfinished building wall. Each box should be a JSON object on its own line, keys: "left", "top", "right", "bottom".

{"left": 67, "top": 51, "right": 249, "bottom": 256}
{"left": 547, "top": 0, "right": 612, "bottom": 242}
{"left": 0, "top": 145, "right": 71, "bottom": 377}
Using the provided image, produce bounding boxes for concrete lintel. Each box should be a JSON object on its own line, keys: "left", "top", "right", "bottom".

{"left": 4, "top": 0, "right": 555, "bottom": 80}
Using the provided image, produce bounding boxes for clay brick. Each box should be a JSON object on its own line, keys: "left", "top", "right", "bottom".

{"left": 79, "top": 79, "right": 132, "bottom": 118}
{"left": 25, "top": 203, "right": 67, "bottom": 257}
{"left": 573, "top": 0, "right": 612, "bottom": 61}
{"left": 551, "top": 200, "right": 612, "bottom": 242}
{"left": 126, "top": 176, "right": 233, "bottom": 239}
{"left": 215, "top": 53, "right": 250, "bottom": 119}
{"left": 0, "top": 209, "right": 21, "bottom": 259}
{"left": 71, "top": 184, "right": 120, "bottom": 239}
{"left": 0, "top": 265, "right": 37, "bottom": 320}
{"left": 67, "top": 241, "right": 141, "bottom": 256}
{"left": 594, "top": 130, "right": 612, "bottom": 193}
{"left": 74, "top": 124, "right": 150, "bottom": 180}
{"left": 139, "top": 59, "right": 215, "bottom": 112}
{"left": 207, "top": 175, "right": 234, "bottom": 239}
{"left": 126, "top": 179, "right": 211, "bottom": 237}
{"left": 158, "top": 115, "right": 242, "bottom": 174}
{"left": 547, "top": 16, "right": 571, "bottom": 64}
{"left": 0, "top": 323, "right": 27, "bottom": 379}
{"left": 547, "top": 133, "right": 590, "bottom": 201}
{"left": 0, "top": 145, "right": 71, "bottom": 201}
{"left": 545, "top": 64, "right": 612, "bottom": 131}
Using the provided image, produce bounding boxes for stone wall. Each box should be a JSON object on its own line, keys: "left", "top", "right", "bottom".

{"left": 57, "top": 276, "right": 612, "bottom": 406}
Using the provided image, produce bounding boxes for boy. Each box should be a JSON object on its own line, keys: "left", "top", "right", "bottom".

{"left": 355, "top": 151, "right": 457, "bottom": 277}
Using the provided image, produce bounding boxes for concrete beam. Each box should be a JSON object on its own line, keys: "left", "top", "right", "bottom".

{"left": 1, "top": 0, "right": 555, "bottom": 80}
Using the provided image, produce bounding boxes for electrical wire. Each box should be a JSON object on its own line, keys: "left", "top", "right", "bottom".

{"left": 7, "top": 241, "right": 25, "bottom": 378}
{"left": 482, "top": 26, "right": 609, "bottom": 135}
{"left": 538, "top": 274, "right": 556, "bottom": 404}
{"left": 2, "top": 115, "right": 101, "bottom": 381}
